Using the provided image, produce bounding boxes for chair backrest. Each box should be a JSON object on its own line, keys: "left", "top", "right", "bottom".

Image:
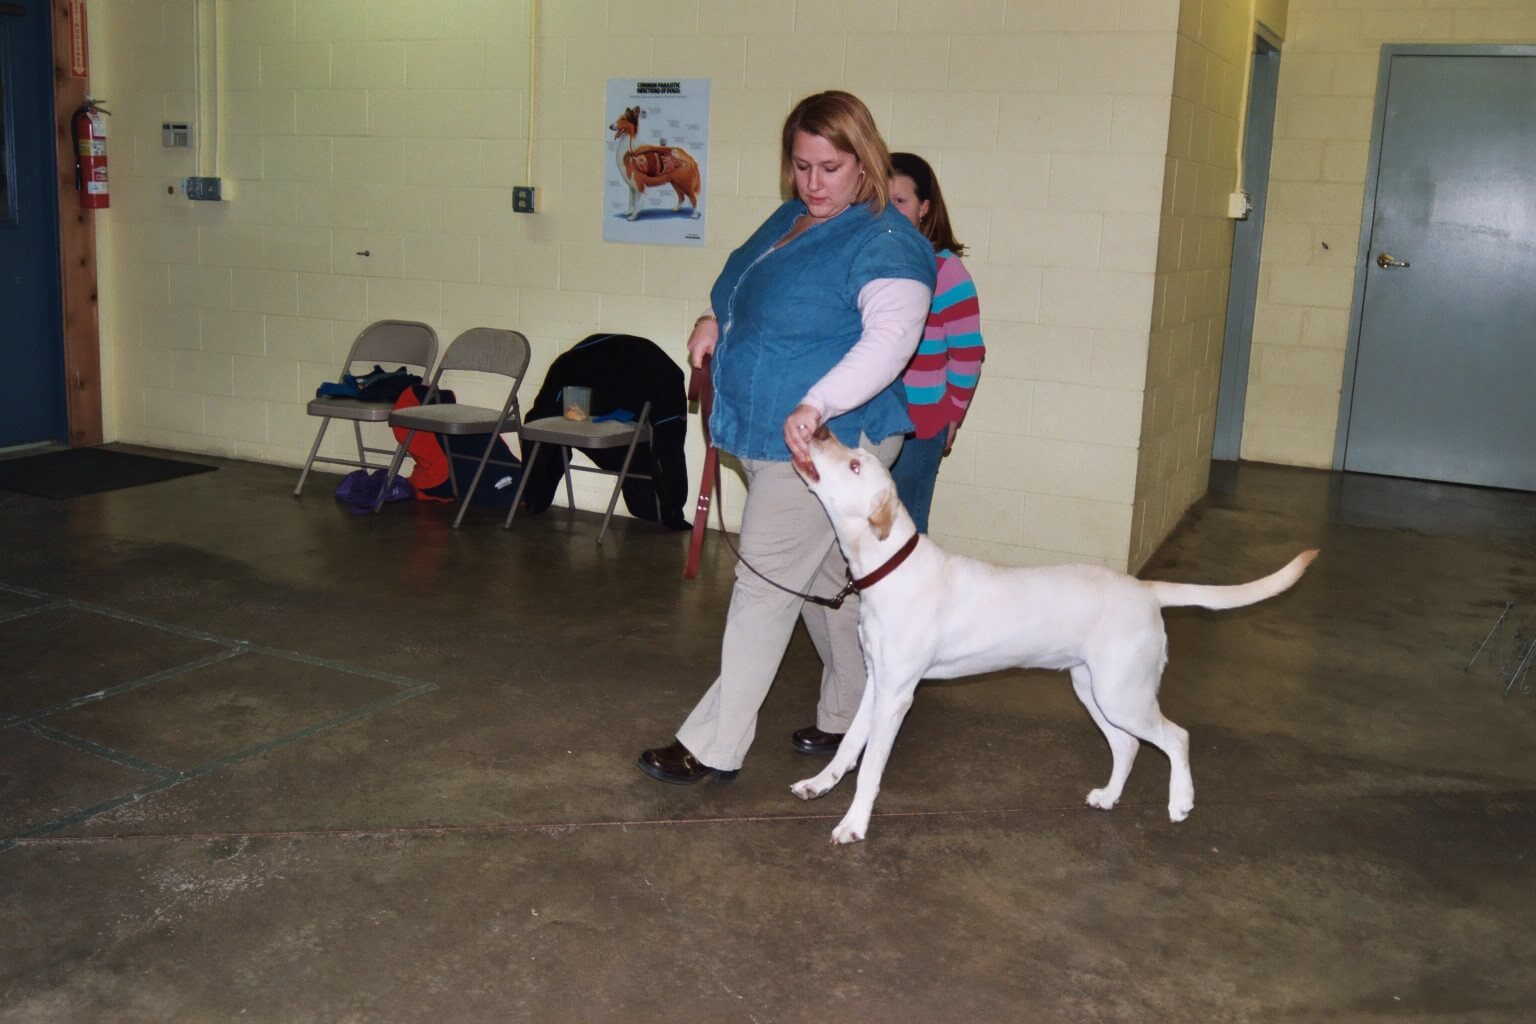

{"left": 421, "top": 328, "right": 533, "bottom": 424}
{"left": 435, "top": 328, "right": 532, "bottom": 380}
{"left": 344, "top": 320, "right": 439, "bottom": 373}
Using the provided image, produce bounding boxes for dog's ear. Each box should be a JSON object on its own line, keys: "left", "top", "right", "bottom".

{"left": 867, "top": 488, "right": 896, "bottom": 541}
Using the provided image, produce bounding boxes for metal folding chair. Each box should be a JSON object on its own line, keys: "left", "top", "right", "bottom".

{"left": 504, "top": 401, "right": 655, "bottom": 545}
{"left": 293, "top": 320, "right": 438, "bottom": 496}
{"left": 373, "top": 327, "right": 532, "bottom": 528}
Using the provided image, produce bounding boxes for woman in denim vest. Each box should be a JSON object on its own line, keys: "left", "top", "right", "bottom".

{"left": 639, "top": 92, "right": 936, "bottom": 784}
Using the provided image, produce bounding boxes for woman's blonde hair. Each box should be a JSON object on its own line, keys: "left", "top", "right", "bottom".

{"left": 779, "top": 91, "right": 891, "bottom": 213}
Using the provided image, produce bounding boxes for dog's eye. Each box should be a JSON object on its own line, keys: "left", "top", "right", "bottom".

{"left": 849, "top": 459, "right": 861, "bottom": 475}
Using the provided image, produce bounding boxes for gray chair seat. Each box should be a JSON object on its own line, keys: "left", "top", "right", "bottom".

{"left": 303, "top": 396, "right": 397, "bottom": 421}
{"left": 389, "top": 403, "right": 509, "bottom": 435}
{"left": 516, "top": 416, "right": 649, "bottom": 448}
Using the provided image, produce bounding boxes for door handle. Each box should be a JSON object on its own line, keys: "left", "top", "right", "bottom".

{"left": 1376, "top": 252, "right": 1410, "bottom": 269}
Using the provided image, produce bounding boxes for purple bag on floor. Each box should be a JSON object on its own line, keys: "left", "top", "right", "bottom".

{"left": 334, "top": 469, "right": 415, "bottom": 515}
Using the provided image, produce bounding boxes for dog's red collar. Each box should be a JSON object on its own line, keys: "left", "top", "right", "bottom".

{"left": 815, "top": 532, "right": 920, "bottom": 610}
{"left": 852, "top": 531, "right": 920, "bottom": 591}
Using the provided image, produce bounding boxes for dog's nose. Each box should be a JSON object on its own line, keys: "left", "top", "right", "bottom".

{"left": 812, "top": 425, "right": 831, "bottom": 442}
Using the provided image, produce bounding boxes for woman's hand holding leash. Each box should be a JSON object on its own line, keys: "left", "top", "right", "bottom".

{"left": 688, "top": 314, "right": 719, "bottom": 369}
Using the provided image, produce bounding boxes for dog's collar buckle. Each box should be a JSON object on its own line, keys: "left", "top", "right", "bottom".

{"left": 815, "top": 581, "right": 856, "bottom": 611}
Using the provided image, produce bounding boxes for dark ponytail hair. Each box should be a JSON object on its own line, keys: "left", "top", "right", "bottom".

{"left": 889, "top": 151, "right": 966, "bottom": 257}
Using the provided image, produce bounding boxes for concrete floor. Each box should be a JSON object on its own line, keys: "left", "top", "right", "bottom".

{"left": 1, "top": 448, "right": 1533, "bottom": 1023}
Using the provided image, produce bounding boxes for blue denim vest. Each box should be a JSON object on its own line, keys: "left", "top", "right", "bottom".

{"left": 708, "top": 200, "right": 937, "bottom": 461}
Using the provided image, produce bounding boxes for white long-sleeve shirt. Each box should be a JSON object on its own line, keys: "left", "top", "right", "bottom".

{"left": 800, "top": 277, "right": 932, "bottom": 422}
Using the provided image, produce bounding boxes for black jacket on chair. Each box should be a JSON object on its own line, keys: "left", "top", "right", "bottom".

{"left": 520, "top": 333, "right": 690, "bottom": 529}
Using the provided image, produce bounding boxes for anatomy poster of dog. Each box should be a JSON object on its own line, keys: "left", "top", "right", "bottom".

{"left": 603, "top": 78, "right": 709, "bottom": 246}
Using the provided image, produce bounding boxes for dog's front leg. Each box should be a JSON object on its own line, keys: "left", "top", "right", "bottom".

{"left": 829, "top": 673, "right": 920, "bottom": 845}
{"left": 790, "top": 678, "right": 874, "bottom": 802}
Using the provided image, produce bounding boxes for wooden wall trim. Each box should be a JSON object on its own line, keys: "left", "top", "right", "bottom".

{"left": 51, "top": 0, "right": 103, "bottom": 446}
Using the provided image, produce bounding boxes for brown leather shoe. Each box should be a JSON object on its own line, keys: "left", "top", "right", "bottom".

{"left": 791, "top": 725, "right": 844, "bottom": 755}
{"left": 637, "top": 739, "right": 739, "bottom": 785}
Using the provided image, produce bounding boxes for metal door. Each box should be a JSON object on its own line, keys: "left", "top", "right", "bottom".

{"left": 0, "top": 0, "right": 67, "bottom": 447}
{"left": 1338, "top": 50, "right": 1536, "bottom": 491}
{"left": 1215, "top": 41, "right": 1280, "bottom": 461}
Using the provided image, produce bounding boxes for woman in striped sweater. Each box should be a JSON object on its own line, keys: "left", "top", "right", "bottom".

{"left": 887, "top": 152, "right": 984, "bottom": 534}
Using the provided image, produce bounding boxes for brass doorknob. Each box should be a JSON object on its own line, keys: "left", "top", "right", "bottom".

{"left": 1376, "top": 252, "right": 1410, "bottom": 269}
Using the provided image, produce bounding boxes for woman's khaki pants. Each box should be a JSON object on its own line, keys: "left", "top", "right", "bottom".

{"left": 676, "top": 434, "right": 901, "bottom": 771}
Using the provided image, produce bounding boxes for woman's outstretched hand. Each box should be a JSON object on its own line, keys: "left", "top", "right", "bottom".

{"left": 783, "top": 403, "right": 822, "bottom": 467}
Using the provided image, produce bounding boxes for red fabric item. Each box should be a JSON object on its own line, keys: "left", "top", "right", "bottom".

{"left": 391, "top": 387, "right": 453, "bottom": 500}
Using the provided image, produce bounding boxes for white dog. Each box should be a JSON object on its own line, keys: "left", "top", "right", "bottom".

{"left": 790, "top": 428, "right": 1318, "bottom": 845}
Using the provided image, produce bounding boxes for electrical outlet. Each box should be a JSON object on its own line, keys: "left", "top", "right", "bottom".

{"left": 513, "top": 186, "right": 536, "bottom": 214}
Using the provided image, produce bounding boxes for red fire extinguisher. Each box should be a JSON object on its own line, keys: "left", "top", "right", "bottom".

{"left": 71, "top": 98, "right": 110, "bottom": 209}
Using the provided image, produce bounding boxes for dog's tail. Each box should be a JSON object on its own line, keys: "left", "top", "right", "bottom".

{"left": 1148, "top": 549, "right": 1319, "bottom": 610}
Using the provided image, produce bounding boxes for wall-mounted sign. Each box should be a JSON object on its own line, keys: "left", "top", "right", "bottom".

{"left": 603, "top": 78, "right": 709, "bottom": 247}
{"left": 68, "top": 0, "right": 89, "bottom": 78}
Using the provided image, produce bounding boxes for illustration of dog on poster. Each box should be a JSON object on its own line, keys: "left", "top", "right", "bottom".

{"left": 608, "top": 105, "right": 702, "bottom": 221}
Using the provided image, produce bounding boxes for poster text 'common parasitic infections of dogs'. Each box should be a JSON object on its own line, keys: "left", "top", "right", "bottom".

{"left": 604, "top": 78, "right": 710, "bottom": 246}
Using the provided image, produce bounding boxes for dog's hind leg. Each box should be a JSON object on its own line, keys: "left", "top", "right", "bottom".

{"left": 1092, "top": 653, "right": 1194, "bottom": 823}
{"left": 1070, "top": 664, "right": 1140, "bottom": 812}
{"left": 790, "top": 678, "right": 874, "bottom": 802}
{"left": 1144, "top": 714, "right": 1192, "bottom": 822}
{"left": 1121, "top": 712, "right": 1191, "bottom": 822}
{"left": 828, "top": 673, "right": 920, "bottom": 845}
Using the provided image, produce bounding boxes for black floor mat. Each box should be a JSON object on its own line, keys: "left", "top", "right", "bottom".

{"left": 0, "top": 448, "right": 217, "bottom": 499}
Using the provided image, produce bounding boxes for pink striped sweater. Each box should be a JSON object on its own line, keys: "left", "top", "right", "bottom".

{"left": 902, "top": 250, "right": 983, "bottom": 439}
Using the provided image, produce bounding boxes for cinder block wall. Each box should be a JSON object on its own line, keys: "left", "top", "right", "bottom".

{"left": 90, "top": 0, "right": 1188, "bottom": 570}
{"left": 1244, "top": 0, "right": 1536, "bottom": 467}
{"left": 1132, "top": 0, "right": 1278, "bottom": 570}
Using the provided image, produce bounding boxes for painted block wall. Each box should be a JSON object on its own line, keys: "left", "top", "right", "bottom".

{"left": 1134, "top": 0, "right": 1254, "bottom": 570}
{"left": 88, "top": 0, "right": 1183, "bottom": 570}
{"left": 1245, "top": 0, "right": 1536, "bottom": 467}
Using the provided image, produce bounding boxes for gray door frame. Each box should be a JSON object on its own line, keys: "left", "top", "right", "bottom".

{"left": 1214, "top": 33, "right": 1282, "bottom": 461}
{"left": 1334, "top": 43, "right": 1536, "bottom": 471}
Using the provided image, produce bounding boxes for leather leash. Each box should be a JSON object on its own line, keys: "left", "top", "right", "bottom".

{"left": 683, "top": 356, "right": 921, "bottom": 608}
{"left": 682, "top": 357, "right": 721, "bottom": 580}
{"left": 717, "top": 491, "right": 921, "bottom": 610}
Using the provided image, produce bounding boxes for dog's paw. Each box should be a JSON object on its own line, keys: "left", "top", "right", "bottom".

{"left": 1168, "top": 799, "right": 1193, "bottom": 823}
{"left": 830, "top": 807, "right": 871, "bottom": 844}
{"left": 830, "top": 821, "right": 866, "bottom": 845}
{"left": 790, "top": 778, "right": 830, "bottom": 801}
{"left": 1086, "top": 787, "right": 1119, "bottom": 811}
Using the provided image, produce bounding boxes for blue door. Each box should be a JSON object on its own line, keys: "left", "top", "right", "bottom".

{"left": 1340, "top": 51, "right": 1536, "bottom": 491}
{"left": 0, "top": 0, "right": 67, "bottom": 447}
